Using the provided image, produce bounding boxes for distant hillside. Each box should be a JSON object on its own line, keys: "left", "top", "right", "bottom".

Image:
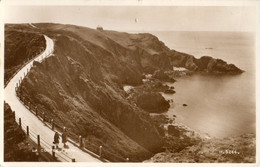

{"left": 34, "top": 23, "right": 243, "bottom": 75}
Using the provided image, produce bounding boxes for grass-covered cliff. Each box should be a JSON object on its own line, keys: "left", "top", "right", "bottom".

{"left": 4, "top": 102, "right": 55, "bottom": 162}
{"left": 4, "top": 26, "right": 46, "bottom": 85}
{"left": 5, "top": 23, "right": 244, "bottom": 162}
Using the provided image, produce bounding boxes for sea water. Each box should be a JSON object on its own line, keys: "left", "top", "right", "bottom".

{"left": 151, "top": 31, "right": 255, "bottom": 138}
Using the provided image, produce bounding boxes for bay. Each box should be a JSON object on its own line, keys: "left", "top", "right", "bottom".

{"left": 151, "top": 31, "right": 255, "bottom": 138}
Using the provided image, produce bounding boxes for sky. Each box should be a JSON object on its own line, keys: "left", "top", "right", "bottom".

{"left": 3, "top": 5, "right": 257, "bottom": 32}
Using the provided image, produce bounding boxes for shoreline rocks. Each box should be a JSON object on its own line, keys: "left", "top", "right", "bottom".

{"left": 171, "top": 53, "right": 243, "bottom": 74}
{"left": 146, "top": 133, "right": 255, "bottom": 163}
{"left": 164, "top": 89, "right": 176, "bottom": 94}
{"left": 135, "top": 92, "right": 170, "bottom": 113}
{"left": 153, "top": 70, "right": 176, "bottom": 83}
{"left": 168, "top": 125, "right": 181, "bottom": 137}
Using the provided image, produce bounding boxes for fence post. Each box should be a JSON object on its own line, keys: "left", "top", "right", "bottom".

{"left": 52, "top": 146, "right": 56, "bottom": 158}
{"left": 19, "top": 118, "right": 21, "bottom": 128}
{"left": 24, "top": 72, "right": 25, "bottom": 78}
{"left": 51, "top": 119, "right": 53, "bottom": 128}
{"left": 13, "top": 111, "right": 15, "bottom": 120}
{"left": 43, "top": 112, "right": 45, "bottom": 122}
{"left": 72, "top": 158, "right": 76, "bottom": 162}
{"left": 51, "top": 119, "right": 54, "bottom": 130}
{"left": 99, "top": 145, "right": 102, "bottom": 159}
{"left": 83, "top": 138, "right": 86, "bottom": 148}
{"left": 79, "top": 136, "right": 83, "bottom": 147}
{"left": 26, "top": 126, "right": 29, "bottom": 136}
{"left": 37, "top": 135, "right": 41, "bottom": 147}
{"left": 82, "top": 137, "right": 85, "bottom": 148}
{"left": 35, "top": 107, "right": 38, "bottom": 116}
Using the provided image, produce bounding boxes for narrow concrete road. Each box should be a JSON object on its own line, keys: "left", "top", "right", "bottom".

{"left": 5, "top": 35, "right": 101, "bottom": 162}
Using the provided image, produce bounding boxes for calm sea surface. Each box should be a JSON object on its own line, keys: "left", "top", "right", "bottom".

{"left": 151, "top": 31, "right": 255, "bottom": 138}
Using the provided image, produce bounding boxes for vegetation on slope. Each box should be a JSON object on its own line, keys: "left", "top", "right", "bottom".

{"left": 4, "top": 25, "right": 46, "bottom": 85}
{"left": 17, "top": 31, "right": 162, "bottom": 161}
{"left": 4, "top": 102, "right": 54, "bottom": 161}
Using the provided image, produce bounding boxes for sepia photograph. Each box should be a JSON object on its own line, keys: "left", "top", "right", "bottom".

{"left": 0, "top": 0, "right": 259, "bottom": 166}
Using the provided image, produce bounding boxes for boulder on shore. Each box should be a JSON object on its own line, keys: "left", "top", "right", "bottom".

{"left": 168, "top": 125, "right": 180, "bottom": 137}
{"left": 153, "top": 70, "right": 176, "bottom": 83}
{"left": 136, "top": 92, "right": 170, "bottom": 113}
{"left": 164, "top": 89, "right": 176, "bottom": 94}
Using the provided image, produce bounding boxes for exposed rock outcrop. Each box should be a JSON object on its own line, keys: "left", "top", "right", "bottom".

{"left": 164, "top": 89, "right": 176, "bottom": 94}
{"left": 153, "top": 70, "right": 176, "bottom": 82}
{"left": 148, "top": 133, "right": 255, "bottom": 163}
{"left": 135, "top": 92, "right": 170, "bottom": 113}
{"left": 170, "top": 53, "right": 243, "bottom": 74}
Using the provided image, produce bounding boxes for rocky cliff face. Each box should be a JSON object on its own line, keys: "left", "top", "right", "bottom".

{"left": 169, "top": 53, "right": 243, "bottom": 74}
{"left": 135, "top": 92, "right": 170, "bottom": 113}
{"left": 147, "top": 133, "right": 255, "bottom": 163}
{"left": 7, "top": 23, "right": 243, "bottom": 162}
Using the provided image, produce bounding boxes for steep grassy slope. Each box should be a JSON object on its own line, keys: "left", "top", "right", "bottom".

{"left": 16, "top": 29, "right": 163, "bottom": 161}
{"left": 4, "top": 102, "right": 54, "bottom": 161}
{"left": 4, "top": 26, "right": 46, "bottom": 85}
{"left": 4, "top": 102, "right": 36, "bottom": 161}
{"left": 7, "top": 23, "right": 243, "bottom": 162}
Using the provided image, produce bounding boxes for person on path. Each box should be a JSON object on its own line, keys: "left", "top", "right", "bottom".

{"left": 53, "top": 132, "right": 60, "bottom": 149}
{"left": 62, "top": 127, "right": 68, "bottom": 148}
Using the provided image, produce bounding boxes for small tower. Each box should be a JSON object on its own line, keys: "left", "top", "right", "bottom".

{"left": 96, "top": 25, "right": 103, "bottom": 31}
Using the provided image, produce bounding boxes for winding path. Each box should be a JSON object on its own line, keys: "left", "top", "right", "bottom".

{"left": 4, "top": 34, "right": 101, "bottom": 162}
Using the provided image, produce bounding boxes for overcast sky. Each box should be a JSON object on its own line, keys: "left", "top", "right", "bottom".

{"left": 3, "top": 5, "right": 257, "bottom": 32}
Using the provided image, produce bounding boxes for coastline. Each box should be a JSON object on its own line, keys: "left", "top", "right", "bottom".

{"left": 161, "top": 72, "right": 255, "bottom": 138}
{"left": 126, "top": 72, "right": 255, "bottom": 163}
{"left": 5, "top": 23, "right": 255, "bottom": 163}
